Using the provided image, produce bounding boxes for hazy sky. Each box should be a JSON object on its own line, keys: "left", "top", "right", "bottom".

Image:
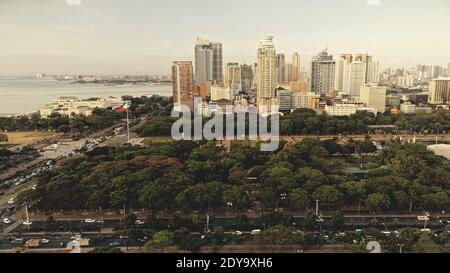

{"left": 0, "top": 0, "right": 449, "bottom": 75}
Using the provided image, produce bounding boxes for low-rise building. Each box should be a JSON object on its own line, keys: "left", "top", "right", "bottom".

{"left": 40, "top": 96, "right": 125, "bottom": 118}
{"left": 400, "top": 102, "right": 416, "bottom": 114}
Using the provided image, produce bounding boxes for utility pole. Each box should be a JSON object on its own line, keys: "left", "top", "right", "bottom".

{"left": 315, "top": 200, "right": 320, "bottom": 216}
{"left": 126, "top": 109, "right": 131, "bottom": 144}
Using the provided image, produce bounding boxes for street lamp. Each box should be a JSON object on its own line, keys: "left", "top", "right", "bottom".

{"left": 315, "top": 200, "right": 320, "bottom": 216}
{"left": 398, "top": 243, "right": 405, "bottom": 254}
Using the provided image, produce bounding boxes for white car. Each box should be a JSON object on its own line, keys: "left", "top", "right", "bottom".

{"left": 41, "top": 239, "right": 50, "bottom": 244}
{"left": 251, "top": 229, "right": 261, "bottom": 235}
{"left": 135, "top": 220, "right": 145, "bottom": 225}
{"left": 233, "top": 231, "right": 243, "bottom": 236}
{"left": 7, "top": 198, "right": 14, "bottom": 204}
{"left": 84, "top": 219, "right": 96, "bottom": 223}
{"left": 3, "top": 218, "right": 12, "bottom": 224}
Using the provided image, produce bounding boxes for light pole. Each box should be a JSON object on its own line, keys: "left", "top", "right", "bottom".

{"left": 315, "top": 200, "right": 320, "bottom": 216}
{"left": 398, "top": 244, "right": 404, "bottom": 254}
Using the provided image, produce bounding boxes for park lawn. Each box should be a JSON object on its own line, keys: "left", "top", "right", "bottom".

{"left": 2, "top": 131, "right": 59, "bottom": 145}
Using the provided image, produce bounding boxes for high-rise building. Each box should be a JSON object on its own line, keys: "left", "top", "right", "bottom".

{"left": 195, "top": 38, "right": 212, "bottom": 85}
{"left": 348, "top": 61, "right": 366, "bottom": 97}
{"left": 257, "top": 36, "right": 277, "bottom": 110}
{"left": 240, "top": 64, "right": 254, "bottom": 92}
{"left": 172, "top": 61, "right": 194, "bottom": 111}
{"left": 292, "top": 52, "right": 300, "bottom": 82}
{"left": 367, "top": 60, "right": 380, "bottom": 84}
{"left": 335, "top": 54, "right": 353, "bottom": 92}
{"left": 359, "top": 85, "right": 387, "bottom": 113}
{"left": 284, "top": 63, "right": 293, "bottom": 83}
{"left": 276, "top": 54, "right": 286, "bottom": 83}
{"left": 194, "top": 38, "right": 223, "bottom": 85}
{"left": 429, "top": 78, "right": 450, "bottom": 104}
{"left": 225, "top": 63, "right": 241, "bottom": 94}
{"left": 209, "top": 41, "right": 224, "bottom": 83}
{"left": 311, "top": 49, "right": 335, "bottom": 94}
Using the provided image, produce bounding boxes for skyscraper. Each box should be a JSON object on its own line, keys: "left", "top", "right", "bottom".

{"left": 292, "top": 52, "right": 300, "bottom": 82}
{"left": 311, "top": 49, "right": 335, "bottom": 94}
{"left": 348, "top": 61, "right": 366, "bottom": 97}
{"left": 256, "top": 36, "right": 277, "bottom": 110}
{"left": 367, "top": 60, "right": 380, "bottom": 84}
{"left": 194, "top": 38, "right": 223, "bottom": 85}
{"left": 334, "top": 54, "right": 353, "bottom": 92}
{"left": 241, "top": 64, "right": 254, "bottom": 93}
{"left": 172, "top": 61, "right": 194, "bottom": 111}
{"left": 209, "top": 41, "right": 224, "bottom": 83}
{"left": 225, "top": 63, "right": 241, "bottom": 94}
{"left": 276, "top": 54, "right": 286, "bottom": 84}
{"left": 195, "top": 38, "right": 212, "bottom": 85}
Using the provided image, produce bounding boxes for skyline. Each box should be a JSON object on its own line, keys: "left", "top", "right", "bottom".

{"left": 0, "top": 0, "right": 449, "bottom": 75}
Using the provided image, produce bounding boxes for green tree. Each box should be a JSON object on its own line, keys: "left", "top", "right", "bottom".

{"left": 330, "top": 211, "right": 345, "bottom": 231}
{"left": 412, "top": 234, "right": 444, "bottom": 253}
{"left": 288, "top": 189, "right": 309, "bottom": 210}
{"left": 296, "top": 168, "right": 328, "bottom": 193}
{"left": 366, "top": 193, "right": 391, "bottom": 213}
{"left": 145, "top": 231, "right": 174, "bottom": 253}
{"left": 124, "top": 214, "right": 137, "bottom": 229}
{"left": 312, "top": 186, "right": 343, "bottom": 209}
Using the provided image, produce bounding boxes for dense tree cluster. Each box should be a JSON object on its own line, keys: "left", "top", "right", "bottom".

{"left": 136, "top": 108, "right": 450, "bottom": 137}
{"left": 0, "top": 146, "right": 39, "bottom": 175}
{"left": 18, "top": 138, "right": 450, "bottom": 213}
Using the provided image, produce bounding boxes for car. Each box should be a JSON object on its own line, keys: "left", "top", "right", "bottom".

{"left": 7, "top": 198, "right": 14, "bottom": 204}
{"left": 251, "top": 229, "right": 261, "bottom": 235}
{"left": 233, "top": 231, "right": 243, "bottom": 236}
{"left": 421, "top": 229, "right": 432, "bottom": 233}
{"left": 109, "top": 242, "right": 121, "bottom": 247}
{"left": 3, "top": 218, "right": 12, "bottom": 224}
{"left": 135, "top": 220, "right": 145, "bottom": 225}
{"left": 84, "top": 219, "right": 96, "bottom": 223}
{"left": 41, "top": 239, "right": 50, "bottom": 244}
{"left": 70, "top": 234, "right": 82, "bottom": 240}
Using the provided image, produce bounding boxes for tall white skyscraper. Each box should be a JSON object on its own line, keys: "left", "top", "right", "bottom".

{"left": 257, "top": 36, "right": 277, "bottom": 109}
{"left": 194, "top": 38, "right": 223, "bottom": 85}
{"left": 348, "top": 61, "right": 366, "bottom": 97}
{"left": 367, "top": 60, "right": 380, "bottom": 84}
{"left": 311, "top": 49, "right": 335, "bottom": 94}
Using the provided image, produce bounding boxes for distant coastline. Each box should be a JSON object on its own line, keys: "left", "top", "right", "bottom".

{"left": 0, "top": 77, "right": 172, "bottom": 115}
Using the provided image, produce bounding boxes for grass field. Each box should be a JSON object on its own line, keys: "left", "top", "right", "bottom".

{"left": 1, "top": 131, "right": 58, "bottom": 145}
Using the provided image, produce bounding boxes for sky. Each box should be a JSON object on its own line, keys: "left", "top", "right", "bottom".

{"left": 0, "top": 0, "right": 449, "bottom": 75}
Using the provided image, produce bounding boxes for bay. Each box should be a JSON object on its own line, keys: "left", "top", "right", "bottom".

{"left": 0, "top": 76, "right": 172, "bottom": 115}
